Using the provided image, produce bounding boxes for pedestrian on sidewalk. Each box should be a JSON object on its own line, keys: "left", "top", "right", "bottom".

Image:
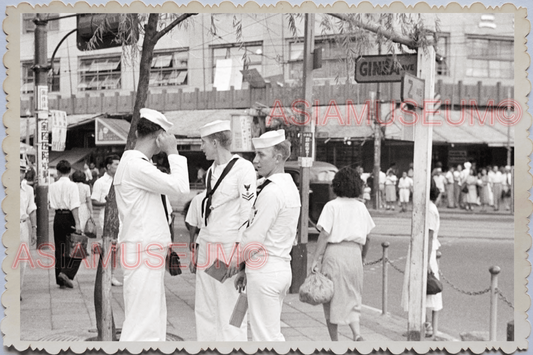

{"left": 384, "top": 170, "right": 397, "bottom": 210}
{"left": 479, "top": 168, "right": 491, "bottom": 212}
{"left": 194, "top": 120, "right": 256, "bottom": 341}
{"left": 311, "top": 167, "right": 375, "bottom": 342}
{"left": 424, "top": 186, "right": 443, "bottom": 336}
{"left": 72, "top": 170, "right": 93, "bottom": 244}
{"left": 444, "top": 167, "right": 455, "bottom": 208}
{"left": 465, "top": 169, "right": 478, "bottom": 212}
{"left": 398, "top": 172, "right": 413, "bottom": 213}
{"left": 490, "top": 165, "right": 503, "bottom": 211}
{"left": 49, "top": 160, "right": 82, "bottom": 289}
{"left": 91, "top": 154, "right": 122, "bottom": 286}
{"left": 114, "top": 108, "right": 190, "bottom": 341}
{"left": 232, "top": 130, "right": 300, "bottom": 341}
{"left": 401, "top": 185, "right": 443, "bottom": 338}
{"left": 453, "top": 164, "right": 463, "bottom": 208}
{"left": 20, "top": 159, "right": 37, "bottom": 298}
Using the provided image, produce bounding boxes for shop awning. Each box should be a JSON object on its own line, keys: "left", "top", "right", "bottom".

{"left": 49, "top": 147, "right": 93, "bottom": 170}
{"left": 20, "top": 114, "right": 99, "bottom": 139}
{"left": 95, "top": 117, "right": 130, "bottom": 145}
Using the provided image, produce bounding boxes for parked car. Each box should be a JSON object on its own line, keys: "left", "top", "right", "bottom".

{"left": 284, "top": 160, "right": 338, "bottom": 225}
{"left": 182, "top": 160, "right": 338, "bottom": 231}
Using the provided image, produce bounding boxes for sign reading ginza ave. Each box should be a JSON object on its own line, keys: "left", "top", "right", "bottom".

{"left": 355, "top": 54, "right": 417, "bottom": 83}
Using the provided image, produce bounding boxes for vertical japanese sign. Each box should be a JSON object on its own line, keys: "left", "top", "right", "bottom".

{"left": 230, "top": 115, "right": 253, "bottom": 152}
{"left": 50, "top": 110, "right": 67, "bottom": 151}
{"left": 301, "top": 132, "right": 313, "bottom": 157}
{"left": 36, "top": 110, "right": 49, "bottom": 185}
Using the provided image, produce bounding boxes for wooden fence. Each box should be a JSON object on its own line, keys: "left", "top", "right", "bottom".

{"left": 20, "top": 80, "right": 514, "bottom": 116}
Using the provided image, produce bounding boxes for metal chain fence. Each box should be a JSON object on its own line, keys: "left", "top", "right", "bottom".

{"left": 362, "top": 248, "right": 514, "bottom": 310}
{"left": 495, "top": 288, "right": 515, "bottom": 310}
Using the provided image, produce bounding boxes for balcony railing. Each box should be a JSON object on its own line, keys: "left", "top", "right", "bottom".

{"left": 20, "top": 80, "right": 513, "bottom": 116}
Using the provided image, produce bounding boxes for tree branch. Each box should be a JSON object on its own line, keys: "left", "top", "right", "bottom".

{"left": 153, "top": 13, "right": 198, "bottom": 42}
{"left": 327, "top": 13, "right": 420, "bottom": 49}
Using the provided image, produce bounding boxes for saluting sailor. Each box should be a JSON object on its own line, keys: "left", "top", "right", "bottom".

{"left": 114, "top": 108, "right": 189, "bottom": 341}
{"left": 195, "top": 120, "right": 257, "bottom": 341}
{"left": 233, "top": 130, "right": 300, "bottom": 341}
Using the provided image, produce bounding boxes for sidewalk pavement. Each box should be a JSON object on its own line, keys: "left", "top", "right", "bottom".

{"left": 19, "top": 223, "right": 458, "bottom": 343}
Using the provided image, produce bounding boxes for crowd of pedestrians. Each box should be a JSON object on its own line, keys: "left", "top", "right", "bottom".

{"left": 360, "top": 162, "right": 513, "bottom": 214}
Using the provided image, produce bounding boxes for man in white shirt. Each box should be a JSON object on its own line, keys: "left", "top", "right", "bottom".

{"left": 233, "top": 130, "right": 300, "bottom": 341}
{"left": 397, "top": 172, "right": 413, "bottom": 213}
{"left": 194, "top": 120, "right": 257, "bottom": 341}
{"left": 444, "top": 167, "right": 455, "bottom": 208}
{"left": 91, "top": 154, "right": 121, "bottom": 286}
{"left": 114, "top": 108, "right": 189, "bottom": 341}
{"left": 432, "top": 168, "right": 446, "bottom": 207}
{"left": 490, "top": 165, "right": 503, "bottom": 211}
{"left": 49, "top": 160, "right": 82, "bottom": 289}
{"left": 502, "top": 165, "right": 512, "bottom": 210}
{"left": 453, "top": 165, "right": 462, "bottom": 208}
{"left": 20, "top": 159, "right": 37, "bottom": 298}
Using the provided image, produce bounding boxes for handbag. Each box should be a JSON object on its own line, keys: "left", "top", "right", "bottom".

{"left": 84, "top": 218, "right": 97, "bottom": 239}
{"left": 166, "top": 249, "right": 182, "bottom": 276}
{"left": 461, "top": 184, "right": 468, "bottom": 193}
{"left": 67, "top": 232, "right": 88, "bottom": 259}
{"left": 299, "top": 271, "right": 334, "bottom": 305}
{"left": 426, "top": 271, "right": 443, "bottom": 295}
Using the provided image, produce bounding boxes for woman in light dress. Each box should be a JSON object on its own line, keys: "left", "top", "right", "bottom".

{"left": 465, "top": 169, "right": 478, "bottom": 211}
{"left": 72, "top": 170, "right": 94, "bottom": 236}
{"left": 311, "top": 167, "right": 375, "bottom": 341}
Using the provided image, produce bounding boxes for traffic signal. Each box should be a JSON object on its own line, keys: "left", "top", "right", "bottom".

{"left": 77, "top": 13, "right": 138, "bottom": 51}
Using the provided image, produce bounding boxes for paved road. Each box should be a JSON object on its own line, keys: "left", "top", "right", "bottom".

{"left": 306, "top": 210, "right": 515, "bottom": 340}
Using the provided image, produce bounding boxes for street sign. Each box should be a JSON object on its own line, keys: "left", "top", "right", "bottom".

{"left": 301, "top": 132, "right": 313, "bottom": 158}
{"left": 355, "top": 54, "right": 417, "bottom": 83}
{"left": 401, "top": 73, "right": 425, "bottom": 107}
{"left": 36, "top": 85, "right": 48, "bottom": 110}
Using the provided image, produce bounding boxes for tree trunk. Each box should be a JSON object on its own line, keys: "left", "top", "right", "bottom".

{"left": 125, "top": 13, "right": 159, "bottom": 150}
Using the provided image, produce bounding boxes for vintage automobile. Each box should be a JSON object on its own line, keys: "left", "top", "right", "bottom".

{"left": 284, "top": 160, "right": 338, "bottom": 226}
{"left": 182, "top": 160, "right": 338, "bottom": 232}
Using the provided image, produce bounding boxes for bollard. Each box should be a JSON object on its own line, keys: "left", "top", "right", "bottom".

{"left": 489, "top": 266, "right": 501, "bottom": 341}
{"left": 382, "top": 242, "right": 390, "bottom": 315}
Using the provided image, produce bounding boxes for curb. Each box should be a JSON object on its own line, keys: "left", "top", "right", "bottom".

{"left": 361, "top": 305, "right": 459, "bottom": 342}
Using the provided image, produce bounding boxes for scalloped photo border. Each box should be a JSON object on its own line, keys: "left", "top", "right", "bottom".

{"left": 2, "top": 1, "right": 531, "bottom": 354}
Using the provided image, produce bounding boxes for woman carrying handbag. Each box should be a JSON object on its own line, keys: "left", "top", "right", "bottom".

{"left": 311, "top": 168, "right": 375, "bottom": 341}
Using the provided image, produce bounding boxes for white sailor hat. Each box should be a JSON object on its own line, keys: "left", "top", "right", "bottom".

{"left": 252, "top": 129, "right": 286, "bottom": 149}
{"left": 140, "top": 108, "right": 173, "bottom": 132}
{"left": 200, "top": 120, "right": 231, "bottom": 137}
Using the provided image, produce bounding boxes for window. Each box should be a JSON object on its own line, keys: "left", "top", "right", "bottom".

{"left": 22, "top": 13, "right": 59, "bottom": 34}
{"left": 150, "top": 51, "right": 188, "bottom": 87}
{"left": 21, "top": 60, "right": 60, "bottom": 94}
{"left": 211, "top": 42, "right": 263, "bottom": 82}
{"left": 465, "top": 36, "right": 514, "bottom": 79}
{"left": 78, "top": 57, "right": 121, "bottom": 91}
{"left": 435, "top": 33, "right": 449, "bottom": 76}
{"left": 288, "top": 38, "right": 352, "bottom": 80}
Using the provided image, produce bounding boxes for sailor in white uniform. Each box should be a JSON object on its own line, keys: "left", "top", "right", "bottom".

{"left": 114, "top": 108, "right": 189, "bottom": 341}
{"left": 233, "top": 130, "right": 301, "bottom": 341}
{"left": 195, "top": 120, "right": 257, "bottom": 341}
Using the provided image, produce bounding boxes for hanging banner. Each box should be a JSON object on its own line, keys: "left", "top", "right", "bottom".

{"left": 50, "top": 110, "right": 68, "bottom": 151}
{"left": 231, "top": 115, "right": 258, "bottom": 152}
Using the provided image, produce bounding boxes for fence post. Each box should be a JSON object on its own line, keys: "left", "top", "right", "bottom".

{"left": 489, "top": 266, "right": 501, "bottom": 341}
{"left": 382, "top": 242, "right": 389, "bottom": 315}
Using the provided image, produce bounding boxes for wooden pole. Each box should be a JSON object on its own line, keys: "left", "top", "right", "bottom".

{"left": 290, "top": 13, "right": 314, "bottom": 293}
{"left": 406, "top": 45, "right": 436, "bottom": 341}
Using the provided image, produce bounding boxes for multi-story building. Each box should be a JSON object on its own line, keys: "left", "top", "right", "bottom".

{"left": 20, "top": 12, "right": 515, "bottom": 175}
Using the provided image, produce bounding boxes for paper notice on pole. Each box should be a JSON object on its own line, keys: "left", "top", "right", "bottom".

{"left": 230, "top": 115, "right": 253, "bottom": 152}
{"left": 213, "top": 58, "right": 243, "bottom": 91}
{"left": 50, "top": 110, "right": 68, "bottom": 151}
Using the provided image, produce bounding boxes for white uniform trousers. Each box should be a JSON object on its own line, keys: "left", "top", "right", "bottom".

{"left": 195, "top": 240, "right": 247, "bottom": 341}
{"left": 247, "top": 260, "right": 292, "bottom": 341}
{"left": 20, "top": 221, "right": 30, "bottom": 290}
{"left": 120, "top": 244, "right": 168, "bottom": 341}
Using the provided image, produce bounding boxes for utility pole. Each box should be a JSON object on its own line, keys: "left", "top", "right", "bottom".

{"left": 371, "top": 91, "right": 381, "bottom": 210}
{"left": 33, "top": 15, "right": 50, "bottom": 248}
{"left": 406, "top": 45, "right": 436, "bottom": 340}
{"left": 290, "top": 13, "right": 315, "bottom": 293}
